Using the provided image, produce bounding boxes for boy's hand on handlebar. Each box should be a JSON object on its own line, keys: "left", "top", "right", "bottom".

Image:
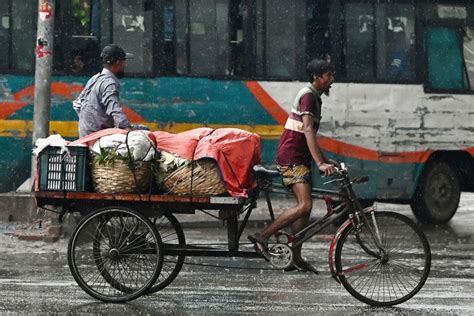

{"left": 327, "top": 159, "right": 341, "bottom": 169}
{"left": 318, "top": 162, "right": 337, "bottom": 177}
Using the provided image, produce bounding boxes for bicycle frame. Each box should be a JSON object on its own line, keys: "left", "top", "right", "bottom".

{"left": 256, "top": 165, "right": 387, "bottom": 273}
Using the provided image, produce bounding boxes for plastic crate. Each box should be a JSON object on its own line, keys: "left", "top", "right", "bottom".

{"left": 38, "top": 146, "right": 91, "bottom": 191}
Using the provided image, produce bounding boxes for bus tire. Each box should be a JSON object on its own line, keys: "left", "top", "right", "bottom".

{"left": 410, "top": 161, "right": 460, "bottom": 224}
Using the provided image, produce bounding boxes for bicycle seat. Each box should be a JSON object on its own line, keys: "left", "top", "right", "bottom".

{"left": 253, "top": 165, "right": 280, "bottom": 178}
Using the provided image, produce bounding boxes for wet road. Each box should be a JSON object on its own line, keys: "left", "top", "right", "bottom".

{"left": 1, "top": 194, "right": 474, "bottom": 314}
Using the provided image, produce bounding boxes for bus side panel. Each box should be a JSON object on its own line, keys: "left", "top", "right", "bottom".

{"left": 0, "top": 137, "right": 31, "bottom": 192}
{"left": 311, "top": 152, "right": 421, "bottom": 201}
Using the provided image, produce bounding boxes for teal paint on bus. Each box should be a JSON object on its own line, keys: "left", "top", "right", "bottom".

{"left": 0, "top": 75, "right": 34, "bottom": 95}
{"left": 0, "top": 137, "right": 32, "bottom": 191}
{"left": 121, "top": 77, "right": 278, "bottom": 125}
{"left": 4, "top": 76, "right": 278, "bottom": 125}
{"left": 311, "top": 152, "right": 422, "bottom": 201}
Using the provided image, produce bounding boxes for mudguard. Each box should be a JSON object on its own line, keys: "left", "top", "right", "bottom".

{"left": 328, "top": 219, "right": 352, "bottom": 283}
{"left": 328, "top": 207, "right": 376, "bottom": 283}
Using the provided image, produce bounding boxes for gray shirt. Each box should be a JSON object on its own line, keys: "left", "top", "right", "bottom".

{"left": 73, "top": 68, "right": 131, "bottom": 137}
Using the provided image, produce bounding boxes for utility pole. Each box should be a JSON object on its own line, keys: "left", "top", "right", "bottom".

{"left": 18, "top": 0, "right": 55, "bottom": 192}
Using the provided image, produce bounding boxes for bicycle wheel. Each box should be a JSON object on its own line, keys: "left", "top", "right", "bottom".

{"left": 67, "top": 207, "right": 163, "bottom": 303}
{"left": 147, "top": 213, "right": 186, "bottom": 293}
{"left": 334, "top": 211, "right": 431, "bottom": 306}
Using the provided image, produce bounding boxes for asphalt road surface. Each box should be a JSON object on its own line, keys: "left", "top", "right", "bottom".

{"left": 1, "top": 194, "right": 474, "bottom": 315}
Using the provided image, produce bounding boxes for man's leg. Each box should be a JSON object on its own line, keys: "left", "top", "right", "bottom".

{"left": 259, "top": 183, "right": 312, "bottom": 242}
{"left": 290, "top": 184, "right": 312, "bottom": 262}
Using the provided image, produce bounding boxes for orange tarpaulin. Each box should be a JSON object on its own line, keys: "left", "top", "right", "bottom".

{"left": 152, "top": 127, "right": 213, "bottom": 160}
{"left": 153, "top": 128, "right": 261, "bottom": 197}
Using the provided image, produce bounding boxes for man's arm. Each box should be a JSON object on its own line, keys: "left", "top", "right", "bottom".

{"left": 302, "top": 114, "right": 335, "bottom": 176}
{"left": 101, "top": 83, "right": 132, "bottom": 130}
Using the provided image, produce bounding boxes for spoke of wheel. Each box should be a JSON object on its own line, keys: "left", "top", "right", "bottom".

{"left": 342, "top": 259, "right": 379, "bottom": 279}
{"left": 388, "top": 243, "right": 424, "bottom": 258}
{"left": 350, "top": 259, "right": 381, "bottom": 294}
{"left": 388, "top": 260, "right": 421, "bottom": 287}
{"left": 95, "top": 224, "right": 112, "bottom": 249}
{"left": 386, "top": 262, "right": 405, "bottom": 300}
{"left": 111, "top": 215, "right": 124, "bottom": 247}
{"left": 127, "top": 255, "right": 157, "bottom": 276}
{"left": 371, "top": 262, "right": 382, "bottom": 301}
{"left": 117, "top": 218, "right": 138, "bottom": 249}
{"left": 123, "top": 229, "right": 149, "bottom": 248}
{"left": 160, "top": 231, "right": 178, "bottom": 241}
{"left": 364, "top": 263, "right": 380, "bottom": 297}
{"left": 385, "top": 263, "right": 411, "bottom": 296}
{"left": 124, "top": 255, "right": 155, "bottom": 283}
{"left": 382, "top": 262, "right": 387, "bottom": 302}
{"left": 119, "top": 258, "right": 137, "bottom": 289}
{"left": 349, "top": 264, "right": 377, "bottom": 291}
{"left": 85, "top": 258, "right": 110, "bottom": 291}
{"left": 121, "top": 258, "right": 144, "bottom": 288}
{"left": 162, "top": 237, "right": 179, "bottom": 244}
{"left": 121, "top": 240, "right": 157, "bottom": 254}
{"left": 387, "top": 261, "right": 418, "bottom": 292}
{"left": 385, "top": 234, "right": 418, "bottom": 257}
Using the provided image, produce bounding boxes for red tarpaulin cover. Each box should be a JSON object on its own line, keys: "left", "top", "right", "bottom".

{"left": 153, "top": 128, "right": 261, "bottom": 197}
{"left": 70, "top": 127, "right": 261, "bottom": 197}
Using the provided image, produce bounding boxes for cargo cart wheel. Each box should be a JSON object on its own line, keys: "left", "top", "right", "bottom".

{"left": 411, "top": 161, "right": 460, "bottom": 224}
{"left": 68, "top": 207, "right": 163, "bottom": 303}
{"left": 147, "top": 213, "right": 186, "bottom": 293}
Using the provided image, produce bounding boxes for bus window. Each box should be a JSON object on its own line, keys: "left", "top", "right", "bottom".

{"left": 174, "top": 0, "right": 188, "bottom": 74}
{"left": 172, "top": 0, "right": 307, "bottom": 79}
{"left": 161, "top": 0, "right": 175, "bottom": 74}
{"left": 419, "top": 4, "right": 474, "bottom": 92}
{"left": 11, "top": 0, "right": 36, "bottom": 73}
{"left": 175, "top": 0, "right": 232, "bottom": 76}
{"left": 258, "top": 0, "right": 306, "bottom": 79}
{"left": 0, "top": 1, "right": 10, "bottom": 71}
{"left": 425, "top": 27, "right": 471, "bottom": 91}
{"left": 112, "top": 0, "right": 154, "bottom": 75}
{"left": 306, "top": 1, "right": 330, "bottom": 62}
{"left": 54, "top": 0, "right": 101, "bottom": 75}
{"left": 375, "top": 4, "right": 415, "bottom": 81}
{"left": 230, "top": 0, "right": 245, "bottom": 76}
{"left": 344, "top": 3, "right": 375, "bottom": 81}
{"left": 464, "top": 27, "right": 474, "bottom": 89}
{"left": 344, "top": 2, "right": 415, "bottom": 82}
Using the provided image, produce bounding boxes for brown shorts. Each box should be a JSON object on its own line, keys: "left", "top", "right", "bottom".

{"left": 277, "top": 164, "right": 312, "bottom": 187}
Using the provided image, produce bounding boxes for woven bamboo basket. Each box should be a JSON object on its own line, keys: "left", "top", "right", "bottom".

{"left": 163, "top": 159, "right": 227, "bottom": 196}
{"left": 91, "top": 158, "right": 153, "bottom": 194}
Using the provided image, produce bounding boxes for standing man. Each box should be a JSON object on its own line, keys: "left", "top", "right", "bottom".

{"left": 73, "top": 44, "right": 134, "bottom": 137}
{"left": 249, "top": 59, "right": 336, "bottom": 273}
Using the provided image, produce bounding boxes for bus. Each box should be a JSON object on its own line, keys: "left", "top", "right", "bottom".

{"left": 0, "top": 0, "right": 473, "bottom": 224}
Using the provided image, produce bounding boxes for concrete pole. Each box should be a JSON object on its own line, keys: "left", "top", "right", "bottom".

{"left": 21, "top": 0, "right": 55, "bottom": 191}
{"left": 33, "top": 0, "right": 55, "bottom": 151}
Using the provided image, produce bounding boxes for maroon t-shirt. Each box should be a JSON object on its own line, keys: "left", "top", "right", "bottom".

{"left": 276, "top": 92, "right": 322, "bottom": 167}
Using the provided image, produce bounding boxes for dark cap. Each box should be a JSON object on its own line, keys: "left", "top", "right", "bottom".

{"left": 306, "top": 59, "right": 333, "bottom": 82}
{"left": 100, "top": 44, "right": 134, "bottom": 64}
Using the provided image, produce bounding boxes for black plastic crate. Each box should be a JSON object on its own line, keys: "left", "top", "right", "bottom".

{"left": 38, "top": 146, "right": 91, "bottom": 191}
